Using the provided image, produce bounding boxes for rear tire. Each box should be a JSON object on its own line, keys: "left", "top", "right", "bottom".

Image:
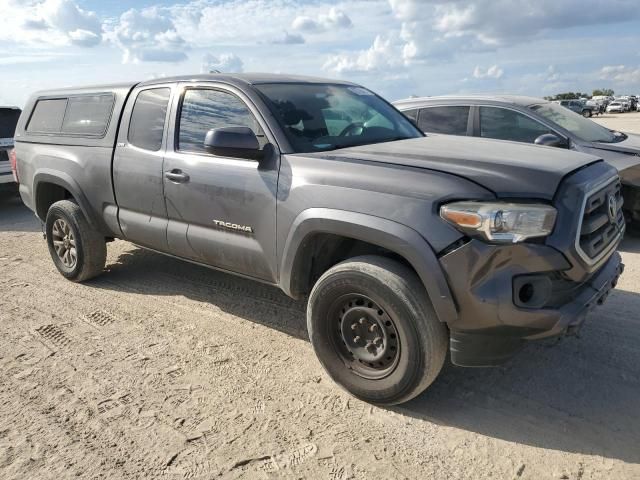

{"left": 582, "top": 110, "right": 592, "bottom": 118}
{"left": 45, "top": 200, "right": 106, "bottom": 282}
{"left": 307, "top": 255, "right": 448, "bottom": 405}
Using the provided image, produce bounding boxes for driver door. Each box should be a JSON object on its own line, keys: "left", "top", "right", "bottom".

{"left": 162, "top": 83, "right": 279, "bottom": 282}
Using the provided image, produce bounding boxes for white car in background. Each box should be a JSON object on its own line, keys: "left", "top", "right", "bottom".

{"left": 616, "top": 97, "right": 631, "bottom": 111}
{"left": 606, "top": 102, "right": 625, "bottom": 113}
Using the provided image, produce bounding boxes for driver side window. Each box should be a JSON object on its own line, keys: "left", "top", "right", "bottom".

{"left": 479, "top": 107, "right": 551, "bottom": 144}
{"left": 177, "top": 89, "right": 266, "bottom": 153}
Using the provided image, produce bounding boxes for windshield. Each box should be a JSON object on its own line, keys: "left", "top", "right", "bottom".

{"left": 530, "top": 102, "right": 618, "bottom": 143}
{"left": 255, "top": 83, "right": 422, "bottom": 153}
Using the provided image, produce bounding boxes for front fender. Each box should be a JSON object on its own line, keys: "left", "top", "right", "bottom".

{"left": 279, "top": 208, "right": 458, "bottom": 324}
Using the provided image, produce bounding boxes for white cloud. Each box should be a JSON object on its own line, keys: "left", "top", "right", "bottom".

{"left": 271, "top": 31, "right": 305, "bottom": 45}
{"left": 110, "top": 7, "right": 187, "bottom": 63}
{"left": 473, "top": 64, "right": 504, "bottom": 79}
{"left": 39, "top": 0, "right": 102, "bottom": 45}
{"left": 388, "top": 0, "right": 640, "bottom": 62}
{"left": 68, "top": 29, "right": 100, "bottom": 47}
{"left": 292, "top": 7, "right": 352, "bottom": 33}
{"left": 201, "top": 53, "right": 244, "bottom": 73}
{"left": 599, "top": 65, "right": 640, "bottom": 84}
{"left": 171, "top": 0, "right": 303, "bottom": 47}
{"left": 323, "top": 34, "right": 403, "bottom": 74}
{"left": 0, "top": 0, "right": 102, "bottom": 47}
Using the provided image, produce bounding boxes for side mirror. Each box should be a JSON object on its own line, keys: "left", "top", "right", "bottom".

{"left": 534, "top": 133, "right": 568, "bottom": 149}
{"left": 204, "top": 126, "right": 263, "bottom": 160}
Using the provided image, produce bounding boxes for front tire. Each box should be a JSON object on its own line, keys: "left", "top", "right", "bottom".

{"left": 582, "top": 110, "right": 592, "bottom": 118}
{"left": 307, "top": 255, "right": 448, "bottom": 405}
{"left": 45, "top": 200, "right": 106, "bottom": 282}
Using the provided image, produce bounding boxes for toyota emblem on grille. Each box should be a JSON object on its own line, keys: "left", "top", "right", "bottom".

{"left": 607, "top": 194, "right": 617, "bottom": 224}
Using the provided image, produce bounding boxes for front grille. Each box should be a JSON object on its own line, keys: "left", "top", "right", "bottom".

{"left": 577, "top": 178, "right": 624, "bottom": 262}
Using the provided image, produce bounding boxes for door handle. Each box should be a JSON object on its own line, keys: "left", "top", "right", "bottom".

{"left": 165, "top": 169, "right": 190, "bottom": 183}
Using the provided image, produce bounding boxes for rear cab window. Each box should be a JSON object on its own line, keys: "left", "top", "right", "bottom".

{"left": 26, "top": 94, "right": 114, "bottom": 136}
{"left": 62, "top": 95, "right": 114, "bottom": 135}
{"left": 128, "top": 88, "right": 171, "bottom": 151}
{"left": 27, "top": 99, "right": 67, "bottom": 133}
{"left": 417, "top": 106, "right": 470, "bottom": 135}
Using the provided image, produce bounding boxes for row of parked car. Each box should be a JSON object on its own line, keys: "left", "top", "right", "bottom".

{"left": 604, "top": 95, "right": 640, "bottom": 113}
{"left": 542, "top": 96, "right": 640, "bottom": 118}
{"left": 589, "top": 95, "right": 640, "bottom": 113}
{"left": 5, "top": 74, "right": 638, "bottom": 405}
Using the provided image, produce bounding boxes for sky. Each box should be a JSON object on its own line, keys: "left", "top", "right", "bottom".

{"left": 1, "top": 0, "right": 639, "bottom": 107}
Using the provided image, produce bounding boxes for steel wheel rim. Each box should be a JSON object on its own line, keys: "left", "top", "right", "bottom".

{"left": 329, "top": 293, "right": 400, "bottom": 380}
{"left": 51, "top": 218, "right": 77, "bottom": 269}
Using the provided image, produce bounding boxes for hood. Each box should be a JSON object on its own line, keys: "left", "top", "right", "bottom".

{"left": 592, "top": 132, "right": 640, "bottom": 156}
{"left": 305, "top": 136, "right": 601, "bottom": 199}
{"left": 586, "top": 133, "right": 640, "bottom": 185}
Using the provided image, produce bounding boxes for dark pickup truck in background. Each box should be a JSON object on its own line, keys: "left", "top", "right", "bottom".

{"left": 13, "top": 74, "right": 624, "bottom": 405}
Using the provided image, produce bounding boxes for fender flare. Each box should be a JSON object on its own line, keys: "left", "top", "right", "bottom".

{"left": 279, "top": 208, "right": 458, "bottom": 324}
{"left": 33, "top": 169, "right": 99, "bottom": 229}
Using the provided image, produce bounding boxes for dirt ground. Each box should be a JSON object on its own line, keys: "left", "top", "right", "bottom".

{"left": 2, "top": 114, "right": 640, "bottom": 480}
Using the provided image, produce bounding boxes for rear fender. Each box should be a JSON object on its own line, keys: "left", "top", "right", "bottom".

{"left": 33, "top": 169, "right": 99, "bottom": 229}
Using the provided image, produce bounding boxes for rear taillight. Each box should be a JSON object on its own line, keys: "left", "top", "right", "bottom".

{"left": 9, "top": 148, "right": 18, "bottom": 183}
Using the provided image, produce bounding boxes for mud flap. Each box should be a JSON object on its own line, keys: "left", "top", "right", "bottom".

{"left": 449, "top": 331, "right": 526, "bottom": 367}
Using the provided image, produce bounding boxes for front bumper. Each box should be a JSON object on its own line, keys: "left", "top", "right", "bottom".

{"left": 439, "top": 240, "right": 623, "bottom": 367}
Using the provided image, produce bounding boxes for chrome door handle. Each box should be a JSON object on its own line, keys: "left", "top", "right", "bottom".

{"left": 165, "top": 169, "right": 190, "bottom": 183}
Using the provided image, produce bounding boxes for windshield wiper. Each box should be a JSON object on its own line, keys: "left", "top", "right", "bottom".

{"left": 311, "top": 135, "right": 415, "bottom": 153}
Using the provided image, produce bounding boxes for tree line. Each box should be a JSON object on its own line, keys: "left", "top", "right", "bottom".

{"left": 544, "top": 88, "right": 615, "bottom": 101}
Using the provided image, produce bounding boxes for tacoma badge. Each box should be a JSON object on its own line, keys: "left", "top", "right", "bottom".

{"left": 212, "top": 219, "right": 254, "bottom": 233}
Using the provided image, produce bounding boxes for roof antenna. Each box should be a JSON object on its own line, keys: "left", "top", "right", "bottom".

{"left": 209, "top": 69, "right": 221, "bottom": 73}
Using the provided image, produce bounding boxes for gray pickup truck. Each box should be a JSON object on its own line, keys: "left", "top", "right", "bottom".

{"left": 14, "top": 74, "right": 624, "bottom": 405}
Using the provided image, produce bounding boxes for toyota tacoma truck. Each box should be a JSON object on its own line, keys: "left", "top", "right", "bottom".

{"left": 14, "top": 74, "right": 625, "bottom": 405}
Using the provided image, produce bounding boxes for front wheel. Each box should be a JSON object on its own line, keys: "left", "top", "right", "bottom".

{"left": 45, "top": 200, "right": 107, "bottom": 282}
{"left": 307, "top": 255, "right": 448, "bottom": 405}
{"left": 582, "top": 110, "right": 592, "bottom": 118}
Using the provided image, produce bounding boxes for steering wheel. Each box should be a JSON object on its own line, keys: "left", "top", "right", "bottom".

{"left": 338, "top": 122, "right": 365, "bottom": 137}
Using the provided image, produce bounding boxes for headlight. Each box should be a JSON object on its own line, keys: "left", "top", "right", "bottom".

{"left": 440, "top": 201, "right": 557, "bottom": 243}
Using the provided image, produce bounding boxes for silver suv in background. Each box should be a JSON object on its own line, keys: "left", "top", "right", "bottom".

{"left": 394, "top": 95, "right": 640, "bottom": 228}
{"left": 0, "top": 106, "right": 21, "bottom": 191}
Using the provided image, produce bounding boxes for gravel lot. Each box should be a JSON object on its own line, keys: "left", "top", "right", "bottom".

{"left": 2, "top": 114, "right": 640, "bottom": 479}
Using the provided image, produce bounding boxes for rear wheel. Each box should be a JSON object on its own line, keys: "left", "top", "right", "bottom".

{"left": 582, "top": 109, "right": 592, "bottom": 118}
{"left": 45, "top": 200, "right": 106, "bottom": 282}
{"left": 307, "top": 255, "right": 448, "bottom": 405}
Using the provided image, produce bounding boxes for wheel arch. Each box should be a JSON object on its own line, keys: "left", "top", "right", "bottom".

{"left": 279, "top": 208, "right": 458, "bottom": 324}
{"left": 33, "top": 170, "right": 98, "bottom": 229}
